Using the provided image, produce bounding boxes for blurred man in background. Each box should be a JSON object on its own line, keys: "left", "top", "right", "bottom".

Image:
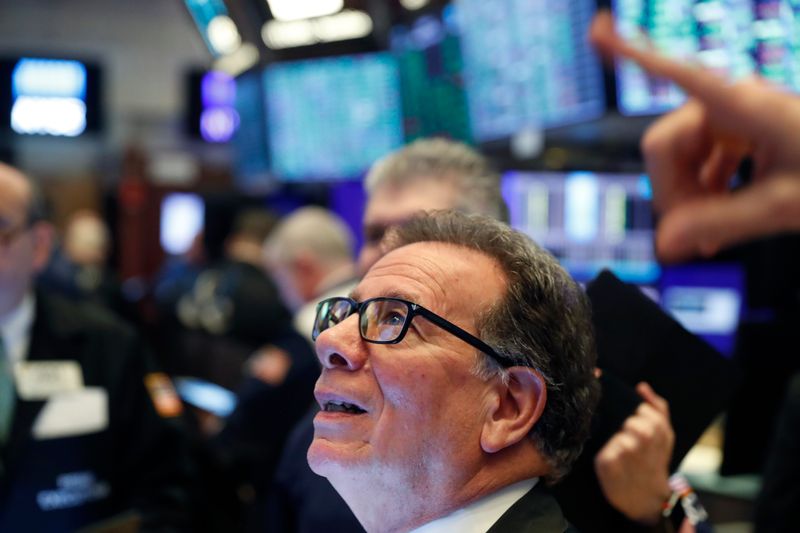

{"left": 0, "top": 161, "right": 195, "bottom": 531}
{"left": 263, "top": 206, "right": 358, "bottom": 343}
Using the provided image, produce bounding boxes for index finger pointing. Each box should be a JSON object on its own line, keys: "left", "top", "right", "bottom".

{"left": 589, "top": 10, "right": 779, "bottom": 136}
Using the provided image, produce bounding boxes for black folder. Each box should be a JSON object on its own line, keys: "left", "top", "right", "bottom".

{"left": 553, "top": 270, "right": 741, "bottom": 532}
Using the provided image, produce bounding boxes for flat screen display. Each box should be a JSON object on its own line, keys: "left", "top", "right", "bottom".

{"left": 455, "top": 0, "right": 606, "bottom": 141}
{"left": 502, "top": 170, "right": 659, "bottom": 284}
{"left": 232, "top": 71, "right": 271, "bottom": 191}
{"left": 160, "top": 193, "right": 205, "bottom": 256}
{"left": 264, "top": 53, "right": 404, "bottom": 181}
{"left": 390, "top": 9, "right": 473, "bottom": 143}
{"left": 1, "top": 57, "right": 103, "bottom": 137}
{"left": 613, "top": 0, "right": 800, "bottom": 116}
{"left": 659, "top": 263, "right": 745, "bottom": 357}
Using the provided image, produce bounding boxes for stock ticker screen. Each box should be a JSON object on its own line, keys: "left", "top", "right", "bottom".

{"left": 614, "top": 0, "right": 800, "bottom": 115}
{"left": 455, "top": 0, "right": 606, "bottom": 141}
{"left": 502, "top": 170, "right": 660, "bottom": 284}
{"left": 390, "top": 9, "right": 473, "bottom": 143}
{"left": 232, "top": 71, "right": 270, "bottom": 191}
{"left": 263, "top": 53, "right": 404, "bottom": 181}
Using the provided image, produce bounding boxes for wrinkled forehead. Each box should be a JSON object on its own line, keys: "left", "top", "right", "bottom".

{"left": 355, "top": 241, "right": 506, "bottom": 319}
{"left": 363, "top": 179, "right": 460, "bottom": 229}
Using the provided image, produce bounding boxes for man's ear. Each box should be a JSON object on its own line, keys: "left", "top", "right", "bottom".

{"left": 481, "top": 367, "right": 547, "bottom": 454}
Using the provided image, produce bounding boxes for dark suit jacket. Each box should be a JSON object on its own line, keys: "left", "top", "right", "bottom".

{"left": 488, "top": 484, "right": 577, "bottom": 533}
{"left": 0, "top": 292, "right": 194, "bottom": 532}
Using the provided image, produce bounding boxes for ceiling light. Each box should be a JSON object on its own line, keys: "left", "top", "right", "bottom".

{"left": 213, "top": 43, "right": 260, "bottom": 77}
{"left": 266, "top": 0, "right": 343, "bottom": 22}
{"left": 400, "top": 0, "right": 430, "bottom": 10}
{"left": 262, "top": 10, "right": 373, "bottom": 49}
{"left": 207, "top": 15, "right": 242, "bottom": 55}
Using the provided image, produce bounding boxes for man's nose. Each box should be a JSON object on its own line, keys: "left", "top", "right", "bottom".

{"left": 314, "top": 314, "right": 367, "bottom": 371}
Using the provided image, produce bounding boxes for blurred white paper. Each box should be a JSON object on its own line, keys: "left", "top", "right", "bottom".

{"left": 33, "top": 387, "right": 108, "bottom": 439}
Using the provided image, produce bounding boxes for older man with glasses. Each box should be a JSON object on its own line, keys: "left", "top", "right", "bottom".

{"left": 306, "top": 210, "right": 599, "bottom": 533}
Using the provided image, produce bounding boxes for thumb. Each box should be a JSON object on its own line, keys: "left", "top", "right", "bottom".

{"left": 656, "top": 176, "right": 800, "bottom": 263}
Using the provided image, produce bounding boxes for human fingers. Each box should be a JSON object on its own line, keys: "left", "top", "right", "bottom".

{"left": 630, "top": 403, "right": 676, "bottom": 450}
{"left": 699, "top": 140, "right": 749, "bottom": 192}
{"left": 636, "top": 382, "right": 670, "bottom": 419}
{"left": 641, "top": 101, "right": 713, "bottom": 214}
{"left": 590, "top": 11, "right": 790, "bottom": 139}
{"left": 656, "top": 175, "right": 800, "bottom": 263}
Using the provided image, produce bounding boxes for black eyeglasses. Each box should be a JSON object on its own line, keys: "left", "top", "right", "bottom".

{"left": 312, "top": 296, "right": 512, "bottom": 368}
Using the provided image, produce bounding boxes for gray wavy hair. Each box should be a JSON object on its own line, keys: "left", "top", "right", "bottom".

{"left": 365, "top": 138, "right": 509, "bottom": 223}
{"left": 385, "top": 210, "right": 600, "bottom": 483}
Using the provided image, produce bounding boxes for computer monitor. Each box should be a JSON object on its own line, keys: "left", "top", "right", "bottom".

{"left": 455, "top": 0, "right": 606, "bottom": 141}
{"left": 502, "top": 170, "right": 659, "bottom": 284}
{"left": 0, "top": 56, "right": 103, "bottom": 137}
{"left": 160, "top": 193, "right": 205, "bottom": 256}
{"left": 263, "top": 53, "right": 404, "bottom": 181}
{"left": 613, "top": 0, "right": 800, "bottom": 116}
{"left": 390, "top": 8, "right": 472, "bottom": 143}
{"left": 659, "top": 263, "right": 745, "bottom": 357}
{"left": 232, "top": 71, "right": 271, "bottom": 191}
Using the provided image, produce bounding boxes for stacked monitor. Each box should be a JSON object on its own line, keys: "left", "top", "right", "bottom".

{"left": 390, "top": 9, "right": 473, "bottom": 143}
{"left": 613, "top": 0, "right": 800, "bottom": 115}
{"left": 455, "top": 0, "right": 606, "bottom": 141}
{"left": 263, "top": 53, "right": 404, "bottom": 181}
{"left": 503, "top": 170, "right": 659, "bottom": 284}
{"left": 503, "top": 170, "right": 745, "bottom": 356}
{"left": 232, "top": 71, "right": 270, "bottom": 190}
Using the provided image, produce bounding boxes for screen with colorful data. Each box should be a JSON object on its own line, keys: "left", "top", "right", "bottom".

{"left": 232, "top": 71, "right": 271, "bottom": 191}
{"left": 659, "top": 263, "right": 745, "bottom": 357}
{"left": 502, "top": 171, "right": 659, "bottom": 284}
{"left": 263, "top": 53, "right": 404, "bottom": 181}
{"left": 390, "top": 8, "right": 473, "bottom": 143}
{"left": 613, "top": 0, "right": 800, "bottom": 116}
{"left": 455, "top": 0, "right": 606, "bottom": 141}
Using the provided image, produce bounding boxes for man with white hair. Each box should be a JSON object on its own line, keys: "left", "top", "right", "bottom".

{"left": 263, "top": 206, "right": 358, "bottom": 342}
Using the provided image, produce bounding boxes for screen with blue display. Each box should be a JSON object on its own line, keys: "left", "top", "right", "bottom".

{"left": 502, "top": 170, "right": 659, "bottom": 284}
{"left": 264, "top": 53, "right": 404, "bottom": 181}
{"left": 659, "top": 263, "right": 744, "bottom": 357}
{"left": 232, "top": 71, "right": 271, "bottom": 191}
{"left": 613, "top": 0, "right": 800, "bottom": 116}
{"left": 455, "top": 0, "right": 606, "bottom": 141}
{"left": 390, "top": 9, "right": 473, "bottom": 143}
{"left": 9, "top": 58, "right": 89, "bottom": 137}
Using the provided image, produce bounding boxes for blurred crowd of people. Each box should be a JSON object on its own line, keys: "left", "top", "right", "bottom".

{"left": 1, "top": 9, "right": 800, "bottom": 533}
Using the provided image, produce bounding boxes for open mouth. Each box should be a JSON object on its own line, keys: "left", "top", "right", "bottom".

{"left": 323, "top": 400, "right": 367, "bottom": 414}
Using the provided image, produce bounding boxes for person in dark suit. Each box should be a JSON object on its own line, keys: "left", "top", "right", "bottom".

{"left": 308, "top": 210, "right": 598, "bottom": 532}
{"left": 0, "top": 162, "right": 194, "bottom": 531}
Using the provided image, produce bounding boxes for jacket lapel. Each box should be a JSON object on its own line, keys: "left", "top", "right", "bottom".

{"left": 2, "top": 294, "right": 85, "bottom": 474}
{"left": 487, "top": 484, "right": 571, "bottom": 533}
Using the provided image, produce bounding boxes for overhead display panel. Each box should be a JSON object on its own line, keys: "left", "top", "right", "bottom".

{"left": 455, "top": 0, "right": 606, "bottom": 141}
{"left": 264, "top": 53, "right": 403, "bottom": 181}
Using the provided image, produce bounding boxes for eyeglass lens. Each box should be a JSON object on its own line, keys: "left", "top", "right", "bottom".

{"left": 361, "top": 299, "right": 408, "bottom": 343}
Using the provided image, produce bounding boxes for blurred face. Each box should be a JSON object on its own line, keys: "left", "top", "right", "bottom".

{"left": 0, "top": 168, "right": 52, "bottom": 317}
{"left": 308, "top": 241, "right": 507, "bottom": 490}
{"left": 357, "top": 180, "right": 459, "bottom": 276}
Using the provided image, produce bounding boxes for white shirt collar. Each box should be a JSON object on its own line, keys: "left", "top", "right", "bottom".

{"left": 409, "top": 478, "right": 538, "bottom": 533}
{"left": 0, "top": 293, "right": 35, "bottom": 364}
